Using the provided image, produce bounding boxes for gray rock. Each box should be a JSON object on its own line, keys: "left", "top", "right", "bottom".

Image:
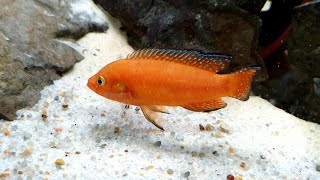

{"left": 93, "top": 0, "right": 267, "bottom": 80}
{"left": 0, "top": 0, "right": 108, "bottom": 120}
{"left": 288, "top": 1, "right": 320, "bottom": 77}
{"left": 253, "top": 1, "right": 320, "bottom": 124}
{"left": 281, "top": 0, "right": 320, "bottom": 123}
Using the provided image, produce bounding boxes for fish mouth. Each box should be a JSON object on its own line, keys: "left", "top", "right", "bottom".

{"left": 87, "top": 76, "right": 96, "bottom": 91}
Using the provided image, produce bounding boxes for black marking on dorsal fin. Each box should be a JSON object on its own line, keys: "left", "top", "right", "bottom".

{"left": 216, "top": 64, "right": 262, "bottom": 74}
{"left": 126, "top": 49, "right": 233, "bottom": 73}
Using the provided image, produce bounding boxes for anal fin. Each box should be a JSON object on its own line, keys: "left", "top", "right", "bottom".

{"left": 140, "top": 106, "right": 165, "bottom": 131}
{"left": 182, "top": 99, "right": 227, "bottom": 112}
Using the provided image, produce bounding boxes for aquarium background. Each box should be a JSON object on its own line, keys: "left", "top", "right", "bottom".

{"left": 0, "top": 0, "right": 319, "bottom": 179}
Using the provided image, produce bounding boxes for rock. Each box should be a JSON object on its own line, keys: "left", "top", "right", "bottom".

{"left": 93, "top": 0, "right": 266, "bottom": 80}
{"left": 253, "top": 1, "right": 320, "bottom": 124}
{"left": 0, "top": 0, "right": 108, "bottom": 120}
{"left": 268, "top": 1, "right": 320, "bottom": 123}
{"left": 288, "top": 1, "right": 320, "bottom": 78}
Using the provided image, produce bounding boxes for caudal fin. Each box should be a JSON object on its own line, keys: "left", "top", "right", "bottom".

{"left": 229, "top": 65, "right": 260, "bottom": 101}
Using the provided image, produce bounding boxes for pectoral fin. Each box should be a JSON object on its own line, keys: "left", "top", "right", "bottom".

{"left": 182, "top": 99, "right": 227, "bottom": 112}
{"left": 140, "top": 106, "right": 165, "bottom": 131}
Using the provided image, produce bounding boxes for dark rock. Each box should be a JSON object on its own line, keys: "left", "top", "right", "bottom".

{"left": 253, "top": 1, "right": 320, "bottom": 124}
{"left": 288, "top": 1, "right": 320, "bottom": 77}
{"left": 285, "top": 1, "right": 320, "bottom": 123}
{"left": 154, "top": 141, "right": 162, "bottom": 147}
{"left": 94, "top": 0, "right": 267, "bottom": 80}
{"left": 183, "top": 171, "right": 191, "bottom": 178}
{"left": 0, "top": 0, "right": 108, "bottom": 120}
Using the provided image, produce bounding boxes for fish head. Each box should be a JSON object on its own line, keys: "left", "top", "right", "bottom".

{"left": 87, "top": 65, "right": 132, "bottom": 103}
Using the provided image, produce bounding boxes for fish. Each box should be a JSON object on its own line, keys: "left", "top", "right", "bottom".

{"left": 87, "top": 49, "right": 259, "bottom": 130}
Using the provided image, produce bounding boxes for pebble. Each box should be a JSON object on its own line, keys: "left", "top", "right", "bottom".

{"left": 55, "top": 159, "right": 65, "bottom": 166}
{"left": 23, "top": 132, "right": 32, "bottom": 140}
{"left": 114, "top": 127, "right": 120, "bottom": 134}
{"left": 199, "top": 124, "right": 205, "bottom": 131}
{"left": 240, "top": 162, "right": 246, "bottom": 168}
{"left": 41, "top": 109, "right": 47, "bottom": 120}
{"left": 205, "top": 124, "right": 213, "bottom": 131}
{"left": 146, "top": 166, "right": 154, "bottom": 170}
{"left": 62, "top": 104, "right": 68, "bottom": 109}
{"left": 240, "top": 162, "right": 249, "bottom": 171}
{"left": 0, "top": 173, "right": 10, "bottom": 178}
{"left": 316, "top": 164, "right": 320, "bottom": 172}
{"left": 43, "top": 101, "right": 49, "bottom": 108}
{"left": 60, "top": 92, "right": 65, "bottom": 97}
{"left": 135, "top": 107, "right": 140, "bottom": 111}
{"left": 54, "top": 127, "right": 63, "bottom": 133}
{"left": 154, "top": 141, "right": 161, "bottom": 147}
{"left": 228, "top": 147, "right": 235, "bottom": 153}
{"left": 167, "top": 169, "right": 174, "bottom": 175}
{"left": 220, "top": 123, "right": 230, "bottom": 133}
{"left": 20, "top": 146, "right": 33, "bottom": 157}
{"left": 54, "top": 96, "right": 59, "bottom": 101}
{"left": 227, "top": 174, "right": 235, "bottom": 180}
{"left": 184, "top": 171, "right": 190, "bottom": 178}
{"left": 2, "top": 128, "right": 10, "bottom": 136}
{"left": 260, "top": 155, "right": 266, "bottom": 159}
{"left": 100, "top": 144, "right": 107, "bottom": 148}
{"left": 215, "top": 131, "right": 224, "bottom": 138}
{"left": 198, "top": 152, "right": 206, "bottom": 157}
{"left": 191, "top": 151, "right": 198, "bottom": 157}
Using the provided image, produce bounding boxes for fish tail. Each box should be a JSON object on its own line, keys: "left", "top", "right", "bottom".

{"left": 230, "top": 65, "right": 260, "bottom": 101}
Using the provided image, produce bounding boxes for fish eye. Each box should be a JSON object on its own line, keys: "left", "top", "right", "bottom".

{"left": 97, "top": 76, "right": 105, "bottom": 86}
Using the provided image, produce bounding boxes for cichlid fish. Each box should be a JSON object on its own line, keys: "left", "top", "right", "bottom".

{"left": 87, "top": 49, "right": 259, "bottom": 130}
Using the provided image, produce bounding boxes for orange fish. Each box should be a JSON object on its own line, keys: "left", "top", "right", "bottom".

{"left": 87, "top": 49, "right": 259, "bottom": 130}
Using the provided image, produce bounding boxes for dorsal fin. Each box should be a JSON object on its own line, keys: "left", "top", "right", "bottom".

{"left": 126, "top": 49, "right": 233, "bottom": 73}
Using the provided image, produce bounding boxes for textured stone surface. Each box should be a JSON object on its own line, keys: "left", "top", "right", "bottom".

{"left": 272, "top": 0, "right": 320, "bottom": 123}
{"left": 93, "top": 0, "right": 266, "bottom": 80}
{"left": 0, "top": 0, "right": 108, "bottom": 120}
{"left": 288, "top": 1, "right": 320, "bottom": 77}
